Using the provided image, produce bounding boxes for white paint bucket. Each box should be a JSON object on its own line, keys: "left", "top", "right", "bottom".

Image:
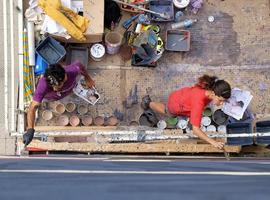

{"left": 217, "top": 125, "right": 227, "bottom": 134}
{"left": 157, "top": 120, "right": 167, "bottom": 130}
{"left": 90, "top": 43, "right": 105, "bottom": 61}
{"left": 201, "top": 116, "right": 211, "bottom": 126}
{"left": 176, "top": 117, "right": 189, "bottom": 129}
{"left": 173, "top": 0, "right": 190, "bottom": 8}
{"left": 105, "top": 32, "right": 122, "bottom": 55}
{"left": 41, "top": 110, "right": 53, "bottom": 121}
{"left": 206, "top": 125, "right": 217, "bottom": 132}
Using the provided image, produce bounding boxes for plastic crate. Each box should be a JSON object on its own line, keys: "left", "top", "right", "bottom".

{"left": 34, "top": 54, "right": 48, "bottom": 75}
{"left": 255, "top": 121, "right": 270, "bottom": 144}
{"left": 226, "top": 122, "right": 253, "bottom": 145}
{"left": 36, "top": 36, "right": 66, "bottom": 65}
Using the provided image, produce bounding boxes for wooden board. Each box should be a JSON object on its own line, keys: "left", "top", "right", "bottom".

{"left": 20, "top": 140, "right": 241, "bottom": 154}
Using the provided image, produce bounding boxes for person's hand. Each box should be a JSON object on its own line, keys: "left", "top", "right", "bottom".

{"left": 86, "top": 79, "right": 95, "bottom": 88}
{"left": 23, "top": 128, "right": 35, "bottom": 146}
{"left": 211, "top": 140, "right": 225, "bottom": 149}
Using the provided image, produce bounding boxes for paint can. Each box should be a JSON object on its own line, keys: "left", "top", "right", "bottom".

{"left": 203, "top": 107, "right": 212, "bottom": 117}
{"left": 90, "top": 43, "right": 105, "bottom": 61}
{"left": 105, "top": 31, "right": 122, "bottom": 55}
{"left": 41, "top": 110, "right": 53, "bottom": 121}
{"left": 212, "top": 109, "right": 229, "bottom": 125}
{"left": 69, "top": 115, "right": 80, "bottom": 127}
{"left": 176, "top": 117, "right": 189, "bottom": 129}
{"left": 173, "top": 0, "right": 190, "bottom": 9}
{"left": 129, "top": 121, "right": 139, "bottom": 126}
{"left": 157, "top": 120, "right": 167, "bottom": 130}
{"left": 206, "top": 125, "right": 217, "bottom": 132}
{"left": 201, "top": 116, "right": 211, "bottom": 127}
{"left": 81, "top": 115, "right": 93, "bottom": 126}
{"left": 77, "top": 104, "right": 88, "bottom": 115}
{"left": 54, "top": 103, "right": 65, "bottom": 115}
{"left": 57, "top": 114, "right": 69, "bottom": 126}
{"left": 94, "top": 116, "right": 105, "bottom": 126}
{"left": 107, "top": 116, "right": 119, "bottom": 126}
{"left": 65, "top": 102, "right": 76, "bottom": 113}
{"left": 200, "top": 126, "right": 207, "bottom": 132}
{"left": 217, "top": 125, "right": 227, "bottom": 134}
{"left": 166, "top": 117, "right": 178, "bottom": 126}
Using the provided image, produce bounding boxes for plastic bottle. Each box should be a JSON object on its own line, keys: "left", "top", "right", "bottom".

{"left": 171, "top": 19, "right": 197, "bottom": 29}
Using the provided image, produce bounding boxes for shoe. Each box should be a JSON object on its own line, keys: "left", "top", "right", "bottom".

{"left": 141, "top": 95, "right": 151, "bottom": 110}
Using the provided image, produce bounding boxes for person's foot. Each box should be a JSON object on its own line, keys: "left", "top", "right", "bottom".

{"left": 141, "top": 95, "right": 152, "bottom": 110}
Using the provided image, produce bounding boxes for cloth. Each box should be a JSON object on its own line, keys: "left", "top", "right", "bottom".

{"left": 167, "top": 86, "right": 211, "bottom": 127}
{"left": 33, "top": 61, "right": 81, "bottom": 103}
{"left": 38, "top": 0, "right": 89, "bottom": 41}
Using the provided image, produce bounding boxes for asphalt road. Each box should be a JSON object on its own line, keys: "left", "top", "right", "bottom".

{"left": 0, "top": 155, "right": 270, "bottom": 200}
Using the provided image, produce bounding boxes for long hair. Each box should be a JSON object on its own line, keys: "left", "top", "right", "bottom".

{"left": 196, "top": 75, "right": 231, "bottom": 99}
{"left": 44, "top": 64, "right": 65, "bottom": 87}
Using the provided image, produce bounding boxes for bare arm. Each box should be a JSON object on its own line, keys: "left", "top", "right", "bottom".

{"left": 79, "top": 63, "right": 95, "bottom": 88}
{"left": 192, "top": 126, "right": 224, "bottom": 149}
{"left": 27, "top": 100, "right": 40, "bottom": 129}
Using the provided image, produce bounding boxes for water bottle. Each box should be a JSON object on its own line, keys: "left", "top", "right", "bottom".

{"left": 171, "top": 19, "right": 197, "bottom": 29}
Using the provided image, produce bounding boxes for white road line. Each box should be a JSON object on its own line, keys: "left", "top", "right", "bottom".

{"left": 0, "top": 170, "right": 270, "bottom": 176}
{"left": 104, "top": 159, "right": 172, "bottom": 162}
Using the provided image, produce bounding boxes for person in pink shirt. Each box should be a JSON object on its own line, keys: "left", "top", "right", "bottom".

{"left": 23, "top": 61, "right": 95, "bottom": 146}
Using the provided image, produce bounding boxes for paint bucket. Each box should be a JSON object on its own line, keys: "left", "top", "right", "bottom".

{"left": 200, "top": 126, "right": 207, "bottom": 132}
{"left": 107, "top": 116, "right": 119, "bottom": 126}
{"left": 65, "top": 102, "right": 76, "bottom": 113}
{"left": 54, "top": 103, "right": 65, "bottom": 115}
{"left": 176, "top": 117, "right": 189, "bottom": 129}
{"left": 166, "top": 117, "right": 178, "bottom": 126}
{"left": 206, "top": 125, "right": 217, "bottom": 132}
{"left": 201, "top": 116, "right": 211, "bottom": 126}
{"left": 173, "top": 0, "right": 190, "bottom": 8}
{"left": 105, "top": 31, "right": 122, "bottom": 55}
{"left": 57, "top": 114, "right": 69, "bottom": 126}
{"left": 129, "top": 121, "right": 139, "bottom": 126}
{"left": 77, "top": 105, "right": 88, "bottom": 115}
{"left": 41, "top": 110, "right": 53, "bottom": 121}
{"left": 212, "top": 109, "right": 229, "bottom": 125}
{"left": 203, "top": 107, "right": 212, "bottom": 117}
{"left": 69, "top": 115, "right": 80, "bottom": 127}
{"left": 157, "top": 120, "right": 167, "bottom": 130}
{"left": 94, "top": 116, "right": 105, "bottom": 126}
{"left": 90, "top": 43, "right": 105, "bottom": 61}
{"left": 217, "top": 125, "right": 226, "bottom": 134}
{"left": 81, "top": 115, "right": 93, "bottom": 126}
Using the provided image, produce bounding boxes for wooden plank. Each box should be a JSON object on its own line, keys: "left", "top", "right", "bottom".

{"left": 20, "top": 140, "right": 241, "bottom": 153}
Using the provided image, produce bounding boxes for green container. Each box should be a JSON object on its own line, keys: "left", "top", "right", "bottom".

{"left": 166, "top": 117, "right": 178, "bottom": 126}
{"left": 203, "top": 107, "right": 212, "bottom": 117}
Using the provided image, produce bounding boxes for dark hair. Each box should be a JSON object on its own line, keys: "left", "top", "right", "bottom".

{"left": 104, "top": 0, "right": 122, "bottom": 30}
{"left": 196, "top": 75, "right": 231, "bottom": 99}
{"left": 44, "top": 64, "right": 65, "bottom": 87}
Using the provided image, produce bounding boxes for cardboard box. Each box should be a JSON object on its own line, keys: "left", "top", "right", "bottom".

{"left": 52, "top": 0, "right": 104, "bottom": 43}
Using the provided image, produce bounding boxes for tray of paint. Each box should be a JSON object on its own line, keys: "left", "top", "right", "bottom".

{"left": 165, "top": 30, "right": 190, "bottom": 51}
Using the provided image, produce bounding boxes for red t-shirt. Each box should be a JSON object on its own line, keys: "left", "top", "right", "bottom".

{"left": 167, "top": 86, "right": 211, "bottom": 127}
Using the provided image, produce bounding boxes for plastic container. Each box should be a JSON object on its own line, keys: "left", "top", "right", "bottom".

{"left": 105, "top": 32, "right": 122, "bottom": 55}
{"left": 212, "top": 109, "right": 229, "bottom": 125}
{"left": 66, "top": 46, "right": 89, "bottom": 67}
{"left": 90, "top": 43, "right": 105, "bottom": 61}
{"left": 36, "top": 36, "right": 66, "bottom": 65}
{"left": 201, "top": 116, "right": 211, "bottom": 126}
{"left": 149, "top": 0, "right": 174, "bottom": 22}
{"left": 206, "top": 125, "right": 217, "bottom": 132}
{"left": 203, "top": 107, "right": 212, "bottom": 117}
{"left": 226, "top": 122, "right": 253, "bottom": 145}
{"left": 165, "top": 30, "right": 190, "bottom": 52}
{"left": 157, "top": 120, "right": 167, "bottom": 130}
{"left": 255, "top": 120, "right": 270, "bottom": 144}
{"left": 34, "top": 54, "right": 48, "bottom": 75}
{"left": 176, "top": 117, "right": 189, "bottom": 129}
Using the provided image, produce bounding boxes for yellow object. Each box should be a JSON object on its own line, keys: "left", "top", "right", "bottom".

{"left": 39, "top": 0, "right": 89, "bottom": 41}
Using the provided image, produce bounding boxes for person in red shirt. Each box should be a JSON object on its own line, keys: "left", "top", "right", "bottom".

{"left": 141, "top": 74, "right": 231, "bottom": 149}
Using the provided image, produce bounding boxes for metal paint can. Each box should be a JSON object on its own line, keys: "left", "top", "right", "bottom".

{"left": 206, "top": 125, "right": 217, "bottom": 132}
{"left": 157, "top": 120, "right": 167, "bottom": 130}
{"left": 201, "top": 116, "right": 211, "bottom": 126}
